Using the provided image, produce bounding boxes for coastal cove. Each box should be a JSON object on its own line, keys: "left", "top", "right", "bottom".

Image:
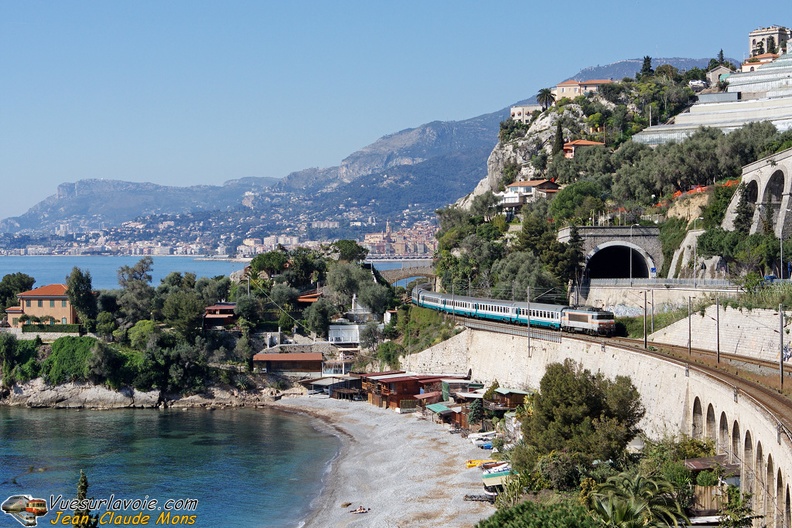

{"left": 0, "top": 404, "right": 341, "bottom": 528}
{"left": 0, "top": 393, "right": 495, "bottom": 528}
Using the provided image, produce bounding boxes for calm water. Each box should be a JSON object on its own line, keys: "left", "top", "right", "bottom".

{"left": 0, "top": 256, "right": 247, "bottom": 291}
{"left": 0, "top": 255, "right": 426, "bottom": 291}
{"left": 0, "top": 407, "right": 340, "bottom": 528}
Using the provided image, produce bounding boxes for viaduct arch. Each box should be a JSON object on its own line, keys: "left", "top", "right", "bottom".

{"left": 723, "top": 147, "right": 792, "bottom": 240}
{"left": 376, "top": 265, "right": 435, "bottom": 285}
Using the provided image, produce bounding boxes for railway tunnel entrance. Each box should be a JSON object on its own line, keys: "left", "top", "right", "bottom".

{"left": 586, "top": 244, "right": 650, "bottom": 279}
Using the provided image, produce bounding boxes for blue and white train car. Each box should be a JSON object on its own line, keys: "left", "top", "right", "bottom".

{"left": 411, "top": 285, "right": 615, "bottom": 336}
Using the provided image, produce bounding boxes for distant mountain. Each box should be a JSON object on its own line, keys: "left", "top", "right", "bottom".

{"left": 0, "top": 57, "right": 719, "bottom": 240}
{"left": 0, "top": 178, "right": 278, "bottom": 233}
{"left": 272, "top": 111, "right": 505, "bottom": 193}
{"left": 565, "top": 57, "right": 732, "bottom": 82}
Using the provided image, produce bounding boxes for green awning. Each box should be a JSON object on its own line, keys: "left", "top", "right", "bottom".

{"left": 426, "top": 403, "right": 453, "bottom": 414}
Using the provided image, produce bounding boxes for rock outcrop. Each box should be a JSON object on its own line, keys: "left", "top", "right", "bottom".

{"left": 1, "top": 378, "right": 282, "bottom": 409}
{"left": 457, "top": 105, "right": 586, "bottom": 209}
{"left": 4, "top": 378, "right": 160, "bottom": 409}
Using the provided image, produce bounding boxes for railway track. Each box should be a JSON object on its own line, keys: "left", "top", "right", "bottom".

{"left": 455, "top": 315, "right": 792, "bottom": 440}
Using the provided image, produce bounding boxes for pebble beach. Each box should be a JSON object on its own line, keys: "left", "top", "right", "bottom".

{"left": 274, "top": 396, "right": 495, "bottom": 528}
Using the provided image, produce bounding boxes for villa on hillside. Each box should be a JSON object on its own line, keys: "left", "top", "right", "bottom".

{"left": 552, "top": 79, "right": 612, "bottom": 99}
{"left": 741, "top": 52, "right": 779, "bottom": 72}
{"left": 496, "top": 179, "right": 560, "bottom": 213}
{"left": 509, "top": 104, "right": 542, "bottom": 124}
{"left": 563, "top": 139, "right": 605, "bottom": 159}
{"left": 749, "top": 25, "right": 790, "bottom": 56}
{"left": 5, "top": 284, "right": 77, "bottom": 328}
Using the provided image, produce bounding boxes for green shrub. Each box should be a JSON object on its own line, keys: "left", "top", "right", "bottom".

{"left": 659, "top": 217, "right": 688, "bottom": 277}
{"left": 476, "top": 499, "right": 598, "bottom": 528}
{"left": 696, "top": 470, "right": 719, "bottom": 487}
{"left": 40, "top": 336, "right": 97, "bottom": 385}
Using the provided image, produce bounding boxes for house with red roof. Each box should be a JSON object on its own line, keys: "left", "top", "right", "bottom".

{"left": 6, "top": 284, "right": 78, "bottom": 328}
{"left": 496, "top": 179, "right": 560, "bottom": 212}
{"left": 741, "top": 52, "right": 779, "bottom": 72}
{"left": 563, "top": 139, "right": 605, "bottom": 159}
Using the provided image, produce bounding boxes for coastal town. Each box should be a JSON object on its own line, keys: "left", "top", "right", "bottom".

{"left": 5, "top": 16, "right": 792, "bottom": 528}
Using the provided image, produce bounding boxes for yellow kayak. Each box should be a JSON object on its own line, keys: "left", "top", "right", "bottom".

{"left": 466, "top": 459, "right": 497, "bottom": 468}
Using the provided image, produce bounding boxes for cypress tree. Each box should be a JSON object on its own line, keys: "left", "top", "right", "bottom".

{"left": 552, "top": 121, "right": 564, "bottom": 156}
{"left": 74, "top": 470, "right": 99, "bottom": 528}
{"left": 733, "top": 183, "right": 754, "bottom": 235}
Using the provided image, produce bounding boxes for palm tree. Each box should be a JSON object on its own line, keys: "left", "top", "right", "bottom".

{"left": 588, "top": 472, "right": 688, "bottom": 527}
{"left": 537, "top": 88, "right": 555, "bottom": 110}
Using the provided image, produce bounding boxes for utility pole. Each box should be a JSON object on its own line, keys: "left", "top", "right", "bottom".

{"left": 651, "top": 289, "right": 655, "bottom": 334}
{"left": 688, "top": 296, "right": 693, "bottom": 355}
{"left": 451, "top": 284, "right": 455, "bottom": 324}
{"left": 716, "top": 296, "right": 721, "bottom": 363}
{"left": 781, "top": 303, "right": 785, "bottom": 389}
{"left": 526, "top": 286, "right": 532, "bottom": 354}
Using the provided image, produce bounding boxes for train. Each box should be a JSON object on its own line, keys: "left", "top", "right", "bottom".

{"left": 411, "top": 285, "right": 616, "bottom": 336}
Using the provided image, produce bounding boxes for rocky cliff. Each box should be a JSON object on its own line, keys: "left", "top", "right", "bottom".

{"left": 457, "top": 104, "right": 587, "bottom": 209}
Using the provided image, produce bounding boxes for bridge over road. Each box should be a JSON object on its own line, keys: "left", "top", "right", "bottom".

{"left": 374, "top": 265, "right": 435, "bottom": 285}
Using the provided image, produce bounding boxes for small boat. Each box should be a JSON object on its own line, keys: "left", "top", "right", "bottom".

{"left": 483, "top": 463, "right": 511, "bottom": 475}
{"left": 466, "top": 459, "right": 496, "bottom": 468}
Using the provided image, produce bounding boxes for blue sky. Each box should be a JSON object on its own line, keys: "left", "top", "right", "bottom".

{"left": 0, "top": 1, "right": 786, "bottom": 217}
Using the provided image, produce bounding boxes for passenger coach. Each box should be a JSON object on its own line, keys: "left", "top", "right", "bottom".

{"left": 411, "top": 285, "right": 615, "bottom": 336}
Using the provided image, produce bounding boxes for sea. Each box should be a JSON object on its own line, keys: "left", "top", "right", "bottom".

{"left": 0, "top": 255, "right": 429, "bottom": 527}
{"left": 0, "top": 407, "right": 340, "bottom": 527}
{"left": 0, "top": 255, "right": 430, "bottom": 291}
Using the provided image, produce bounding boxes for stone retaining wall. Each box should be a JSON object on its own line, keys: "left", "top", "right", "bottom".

{"left": 649, "top": 304, "right": 790, "bottom": 364}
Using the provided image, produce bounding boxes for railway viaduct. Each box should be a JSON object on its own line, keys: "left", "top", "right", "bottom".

{"left": 723, "top": 147, "right": 792, "bottom": 240}
{"left": 402, "top": 330, "right": 792, "bottom": 526}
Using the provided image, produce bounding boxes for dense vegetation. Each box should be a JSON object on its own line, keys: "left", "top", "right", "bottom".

{"left": 475, "top": 359, "right": 753, "bottom": 526}
{"left": 0, "top": 241, "right": 410, "bottom": 394}
{"left": 440, "top": 60, "right": 792, "bottom": 300}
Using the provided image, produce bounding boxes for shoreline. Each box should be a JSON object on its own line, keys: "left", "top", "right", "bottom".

{"left": 274, "top": 396, "right": 493, "bottom": 528}
{"left": 1, "top": 383, "right": 496, "bottom": 527}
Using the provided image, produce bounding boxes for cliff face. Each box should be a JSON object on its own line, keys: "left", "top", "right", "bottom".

{"left": 457, "top": 105, "right": 586, "bottom": 209}
{"left": 274, "top": 112, "right": 505, "bottom": 193}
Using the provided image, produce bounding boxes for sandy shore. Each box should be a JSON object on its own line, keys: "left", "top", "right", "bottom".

{"left": 274, "top": 396, "right": 495, "bottom": 528}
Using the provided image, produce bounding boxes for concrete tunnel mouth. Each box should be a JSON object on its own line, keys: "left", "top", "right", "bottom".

{"left": 586, "top": 245, "right": 649, "bottom": 279}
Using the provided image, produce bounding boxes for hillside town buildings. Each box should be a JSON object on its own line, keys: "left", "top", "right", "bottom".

{"left": 362, "top": 221, "right": 437, "bottom": 257}
{"left": 634, "top": 25, "right": 792, "bottom": 146}
{"left": 509, "top": 104, "right": 542, "bottom": 124}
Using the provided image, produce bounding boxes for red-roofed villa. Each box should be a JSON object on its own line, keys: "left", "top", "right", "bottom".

{"left": 6, "top": 284, "right": 77, "bottom": 328}
{"left": 563, "top": 139, "right": 605, "bottom": 159}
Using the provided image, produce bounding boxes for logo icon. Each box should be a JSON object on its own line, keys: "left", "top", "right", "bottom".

{"left": 1, "top": 495, "right": 48, "bottom": 527}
